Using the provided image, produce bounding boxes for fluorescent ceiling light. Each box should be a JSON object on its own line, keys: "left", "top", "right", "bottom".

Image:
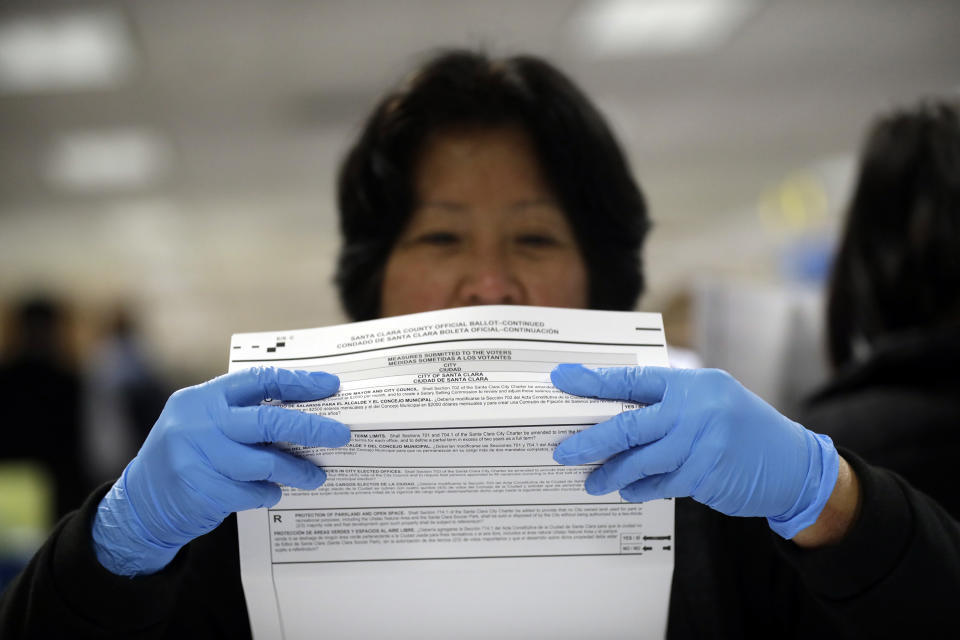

{"left": 571, "top": 0, "right": 758, "bottom": 57}
{"left": 0, "top": 9, "right": 134, "bottom": 93}
{"left": 44, "top": 128, "right": 172, "bottom": 192}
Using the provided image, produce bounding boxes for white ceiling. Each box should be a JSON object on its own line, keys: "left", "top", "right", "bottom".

{"left": 1, "top": 0, "right": 958, "bottom": 375}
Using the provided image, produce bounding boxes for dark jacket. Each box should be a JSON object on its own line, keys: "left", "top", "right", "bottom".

{"left": 0, "top": 357, "right": 86, "bottom": 520}
{"left": 800, "top": 328, "right": 960, "bottom": 518}
{"left": 2, "top": 450, "right": 958, "bottom": 639}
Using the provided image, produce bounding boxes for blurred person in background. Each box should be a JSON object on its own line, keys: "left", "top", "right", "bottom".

{"left": 0, "top": 295, "right": 86, "bottom": 520}
{"left": 1, "top": 51, "right": 957, "bottom": 638}
{"left": 801, "top": 100, "right": 960, "bottom": 518}
{"left": 83, "top": 305, "right": 170, "bottom": 487}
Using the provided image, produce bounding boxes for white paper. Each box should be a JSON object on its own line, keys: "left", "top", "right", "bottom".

{"left": 231, "top": 305, "right": 674, "bottom": 639}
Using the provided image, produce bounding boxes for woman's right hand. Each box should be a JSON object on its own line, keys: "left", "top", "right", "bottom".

{"left": 91, "top": 367, "right": 350, "bottom": 576}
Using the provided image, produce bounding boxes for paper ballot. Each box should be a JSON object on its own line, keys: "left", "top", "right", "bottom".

{"left": 231, "top": 305, "right": 674, "bottom": 639}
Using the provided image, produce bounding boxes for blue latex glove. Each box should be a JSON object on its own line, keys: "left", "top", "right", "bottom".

{"left": 92, "top": 367, "right": 350, "bottom": 576}
{"left": 551, "top": 364, "right": 839, "bottom": 539}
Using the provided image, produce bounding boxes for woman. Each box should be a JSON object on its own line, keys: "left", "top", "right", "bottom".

{"left": 801, "top": 101, "right": 960, "bottom": 518}
{"left": 1, "top": 51, "right": 955, "bottom": 639}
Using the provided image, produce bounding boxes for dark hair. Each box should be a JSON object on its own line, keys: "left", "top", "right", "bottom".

{"left": 1, "top": 294, "right": 70, "bottom": 361}
{"left": 826, "top": 100, "right": 960, "bottom": 368}
{"left": 335, "top": 49, "right": 649, "bottom": 321}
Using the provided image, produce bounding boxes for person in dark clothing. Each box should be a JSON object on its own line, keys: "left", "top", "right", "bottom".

{"left": 0, "top": 296, "right": 86, "bottom": 521}
{"left": 1, "top": 52, "right": 958, "bottom": 638}
{"left": 800, "top": 101, "right": 960, "bottom": 518}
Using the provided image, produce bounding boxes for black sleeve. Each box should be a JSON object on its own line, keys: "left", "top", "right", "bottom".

{"left": 775, "top": 450, "right": 960, "bottom": 637}
{"left": 0, "top": 483, "right": 191, "bottom": 638}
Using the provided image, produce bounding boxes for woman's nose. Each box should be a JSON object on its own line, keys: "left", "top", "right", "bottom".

{"left": 455, "top": 248, "right": 524, "bottom": 306}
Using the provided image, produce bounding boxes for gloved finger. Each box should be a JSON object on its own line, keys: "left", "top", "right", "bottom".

{"left": 218, "top": 367, "right": 341, "bottom": 407}
{"left": 551, "top": 364, "right": 671, "bottom": 404}
{"left": 553, "top": 403, "right": 669, "bottom": 465}
{"left": 220, "top": 478, "right": 285, "bottom": 512}
{"left": 582, "top": 437, "right": 687, "bottom": 495}
{"left": 207, "top": 440, "right": 329, "bottom": 489}
{"left": 223, "top": 405, "right": 351, "bottom": 447}
{"left": 618, "top": 473, "right": 678, "bottom": 503}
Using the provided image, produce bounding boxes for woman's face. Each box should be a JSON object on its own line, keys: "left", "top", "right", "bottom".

{"left": 380, "top": 126, "right": 589, "bottom": 317}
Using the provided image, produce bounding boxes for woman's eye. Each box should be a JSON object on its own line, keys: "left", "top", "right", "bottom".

{"left": 416, "top": 231, "right": 460, "bottom": 246}
{"left": 516, "top": 234, "right": 558, "bottom": 247}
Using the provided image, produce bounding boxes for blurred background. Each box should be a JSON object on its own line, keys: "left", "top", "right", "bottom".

{"left": 1, "top": 0, "right": 958, "bottom": 586}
